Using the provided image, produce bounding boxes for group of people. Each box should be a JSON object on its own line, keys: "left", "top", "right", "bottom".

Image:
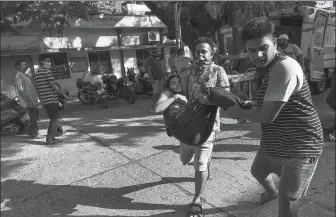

{"left": 14, "top": 56, "right": 69, "bottom": 144}
{"left": 152, "top": 17, "right": 325, "bottom": 217}
{"left": 9, "top": 15, "right": 333, "bottom": 217}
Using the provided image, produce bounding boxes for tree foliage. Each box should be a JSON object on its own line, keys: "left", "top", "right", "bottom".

{"left": 0, "top": 1, "right": 127, "bottom": 35}
{"left": 144, "top": 1, "right": 316, "bottom": 52}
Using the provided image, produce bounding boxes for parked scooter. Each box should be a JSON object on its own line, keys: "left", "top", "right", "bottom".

{"left": 101, "top": 74, "right": 136, "bottom": 104}
{"left": 76, "top": 78, "right": 109, "bottom": 109}
{"left": 126, "top": 67, "right": 153, "bottom": 96}
{"left": 1, "top": 93, "right": 29, "bottom": 134}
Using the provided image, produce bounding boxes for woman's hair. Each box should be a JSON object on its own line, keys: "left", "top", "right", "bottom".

{"left": 164, "top": 75, "right": 181, "bottom": 90}
{"left": 240, "top": 16, "right": 275, "bottom": 43}
{"left": 193, "top": 37, "right": 217, "bottom": 53}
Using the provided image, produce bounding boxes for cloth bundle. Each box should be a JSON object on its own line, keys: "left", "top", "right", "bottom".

{"left": 163, "top": 85, "right": 252, "bottom": 146}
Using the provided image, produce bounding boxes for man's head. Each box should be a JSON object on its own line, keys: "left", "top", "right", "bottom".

{"left": 194, "top": 37, "right": 216, "bottom": 63}
{"left": 176, "top": 48, "right": 185, "bottom": 57}
{"left": 277, "top": 34, "right": 289, "bottom": 49}
{"left": 14, "top": 60, "right": 28, "bottom": 73}
{"left": 149, "top": 47, "right": 160, "bottom": 58}
{"left": 38, "top": 56, "right": 52, "bottom": 69}
{"left": 240, "top": 16, "right": 278, "bottom": 68}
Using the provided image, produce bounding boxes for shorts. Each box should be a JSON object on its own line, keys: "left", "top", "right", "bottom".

{"left": 151, "top": 80, "right": 163, "bottom": 94}
{"left": 252, "top": 147, "right": 319, "bottom": 199}
{"left": 180, "top": 131, "right": 215, "bottom": 172}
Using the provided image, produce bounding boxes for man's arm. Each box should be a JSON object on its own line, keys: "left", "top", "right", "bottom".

{"left": 228, "top": 60, "right": 298, "bottom": 123}
{"left": 46, "top": 70, "right": 68, "bottom": 99}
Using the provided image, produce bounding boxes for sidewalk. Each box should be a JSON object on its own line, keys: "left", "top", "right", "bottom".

{"left": 1, "top": 93, "right": 335, "bottom": 217}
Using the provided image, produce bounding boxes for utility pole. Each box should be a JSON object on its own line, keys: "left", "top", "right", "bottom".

{"left": 174, "top": 2, "right": 181, "bottom": 49}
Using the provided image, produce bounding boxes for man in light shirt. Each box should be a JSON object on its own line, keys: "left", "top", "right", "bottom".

{"left": 277, "top": 34, "right": 305, "bottom": 71}
{"left": 14, "top": 60, "right": 43, "bottom": 138}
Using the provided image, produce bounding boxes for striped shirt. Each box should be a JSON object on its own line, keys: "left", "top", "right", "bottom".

{"left": 256, "top": 54, "right": 323, "bottom": 158}
{"left": 34, "top": 68, "right": 59, "bottom": 105}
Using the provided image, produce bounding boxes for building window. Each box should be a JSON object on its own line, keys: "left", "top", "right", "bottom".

{"left": 39, "top": 53, "right": 70, "bottom": 79}
{"left": 88, "top": 51, "right": 112, "bottom": 75}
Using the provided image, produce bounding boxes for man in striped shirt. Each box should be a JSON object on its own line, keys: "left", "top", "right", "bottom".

{"left": 227, "top": 17, "right": 323, "bottom": 217}
{"left": 34, "top": 56, "right": 69, "bottom": 145}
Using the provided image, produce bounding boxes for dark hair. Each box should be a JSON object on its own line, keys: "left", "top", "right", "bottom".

{"left": 177, "top": 48, "right": 185, "bottom": 56}
{"left": 194, "top": 37, "right": 216, "bottom": 52}
{"left": 14, "top": 60, "right": 25, "bottom": 69}
{"left": 164, "top": 75, "right": 181, "bottom": 90}
{"left": 240, "top": 16, "right": 275, "bottom": 43}
{"left": 38, "top": 56, "right": 46, "bottom": 63}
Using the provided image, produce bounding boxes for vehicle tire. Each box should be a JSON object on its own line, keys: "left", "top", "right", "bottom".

{"left": 123, "top": 86, "right": 137, "bottom": 104}
{"left": 78, "top": 90, "right": 91, "bottom": 105}
{"left": 311, "top": 71, "right": 328, "bottom": 94}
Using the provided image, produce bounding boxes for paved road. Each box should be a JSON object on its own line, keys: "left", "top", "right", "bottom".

{"left": 1, "top": 91, "right": 334, "bottom": 217}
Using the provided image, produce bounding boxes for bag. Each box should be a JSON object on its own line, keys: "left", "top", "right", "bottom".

{"left": 209, "top": 86, "right": 252, "bottom": 110}
{"left": 163, "top": 100, "right": 218, "bottom": 146}
{"left": 162, "top": 85, "right": 253, "bottom": 146}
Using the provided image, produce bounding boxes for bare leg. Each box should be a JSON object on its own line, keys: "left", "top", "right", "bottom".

{"left": 278, "top": 195, "right": 299, "bottom": 217}
{"left": 193, "top": 170, "right": 208, "bottom": 203}
{"left": 251, "top": 148, "right": 278, "bottom": 203}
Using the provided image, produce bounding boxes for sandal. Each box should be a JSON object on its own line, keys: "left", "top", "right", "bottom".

{"left": 260, "top": 191, "right": 277, "bottom": 205}
{"left": 189, "top": 202, "right": 204, "bottom": 217}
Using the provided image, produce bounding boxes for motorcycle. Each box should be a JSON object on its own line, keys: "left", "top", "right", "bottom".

{"left": 101, "top": 74, "right": 136, "bottom": 104}
{"left": 126, "top": 67, "right": 153, "bottom": 96}
{"left": 55, "top": 82, "right": 69, "bottom": 110}
{"left": 76, "top": 78, "right": 109, "bottom": 109}
{"left": 1, "top": 93, "right": 29, "bottom": 134}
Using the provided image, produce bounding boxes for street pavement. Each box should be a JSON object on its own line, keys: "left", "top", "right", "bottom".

{"left": 1, "top": 91, "right": 335, "bottom": 217}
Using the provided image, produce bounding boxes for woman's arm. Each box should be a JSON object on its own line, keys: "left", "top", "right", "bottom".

{"left": 154, "top": 92, "right": 175, "bottom": 113}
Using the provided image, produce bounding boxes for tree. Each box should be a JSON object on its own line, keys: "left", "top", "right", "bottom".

{"left": 144, "top": 1, "right": 316, "bottom": 53}
{"left": 0, "top": 1, "right": 126, "bottom": 35}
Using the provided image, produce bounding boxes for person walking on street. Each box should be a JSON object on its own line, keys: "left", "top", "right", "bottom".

{"left": 277, "top": 34, "right": 305, "bottom": 71}
{"left": 34, "top": 56, "right": 69, "bottom": 145}
{"left": 146, "top": 47, "right": 165, "bottom": 110}
{"left": 178, "top": 37, "right": 230, "bottom": 217}
{"left": 228, "top": 17, "right": 324, "bottom": 217}
{"left": 14, "top": 60, "right": 43, "bottom": 138}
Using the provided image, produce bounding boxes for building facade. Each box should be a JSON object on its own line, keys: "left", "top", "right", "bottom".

{"left": 1, "top": 9, "right": 175, "bottom": 96}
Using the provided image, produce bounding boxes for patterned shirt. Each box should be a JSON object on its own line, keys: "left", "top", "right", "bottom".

{"left": 188, "top": 62, "right": 230, "bottom": 131}
{"left": 256, "top": 54, "right": 323, "bottom": 158}
{"left": 34, "top": 68, "right": 59, "bottom": 105}
{"left": 146, "top": 56, "right": 164, "bottom": 80}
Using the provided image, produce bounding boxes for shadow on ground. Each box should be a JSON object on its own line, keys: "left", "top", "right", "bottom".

{"left": 0, "top": 177, "right": 258, "bottom": 217}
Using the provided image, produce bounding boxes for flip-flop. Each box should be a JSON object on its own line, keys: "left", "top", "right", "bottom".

{"left": 260, "top": 191, "right": 277, "bottom": 205}
{"left": 189, "top": 202, "right": 204, "bottom": 217}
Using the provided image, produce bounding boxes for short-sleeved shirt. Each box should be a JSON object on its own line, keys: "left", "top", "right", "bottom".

{"left": 15, "top": 71, "right": 40, "bottom": 107}
{"left": 277, "top": 43, "right": 303, "bottom": 62}
{"left": 256, "top": 54, "right": 323, "bottom": 158}
{"left": 188, "top": 63, "right": 230, "bottom": 131}
{"left": 264, "top": 57, "right": 303, "bottom": 102}
{"left": 34, "top": 68, "right": 59, "bottom": 105}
